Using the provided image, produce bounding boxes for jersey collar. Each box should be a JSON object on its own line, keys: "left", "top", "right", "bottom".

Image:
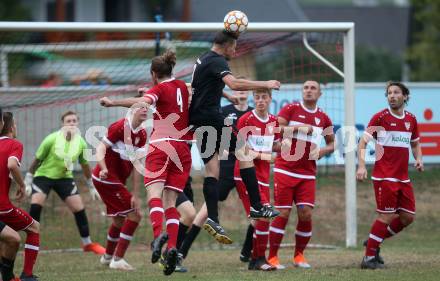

{"left": 127, "top": 118, "right": 143, "bottom": 134}
{"left": 0, "top": 136, "right": 10, "bottom": 140}
{"left": 252, "top": 109, "right": 269, "bottom": 123}
{"left": 300, "top": 102, "right": 318, "bottom": 113}
{"left": 159, "top": 77, "right": 175, "bottom": 84}
{"left": 387, "top": 107, "right": 405, "bottom": 119}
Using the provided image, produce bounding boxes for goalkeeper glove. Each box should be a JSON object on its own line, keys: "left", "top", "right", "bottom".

{"left": 24, "top": 172, "right": 34, "bottom": 197}
{"left": 86, "top": 178, "right": 101, "bottom": 201}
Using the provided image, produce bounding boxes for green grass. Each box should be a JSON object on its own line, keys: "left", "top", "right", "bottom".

{"left": 19, "top": 246, "right": 440, "bottom": 281}
{"left": 12, "top": 167, "right": 440, "bottom": 280}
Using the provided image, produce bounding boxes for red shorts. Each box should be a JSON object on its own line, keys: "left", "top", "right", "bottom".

{"left": 235, "top": 178, "right": 271, "bottom": 216}
{"left": 373, "top": 180, "right": 416, "bottom": 214}
{"left": 0, "top": 207, "right": 34, "bottom": 231}
{"left": 144, "top": 141, "right": 191, "bottom": 192}
{"left": 273, "top": 172, "right": 315, "bottom": 209}
{"left": 92, "top": 178, "right": 134, "bottom": 217}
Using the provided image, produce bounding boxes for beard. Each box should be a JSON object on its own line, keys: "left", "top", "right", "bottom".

{"left": 389, "top": 101, "right": 404, "bottom": 110}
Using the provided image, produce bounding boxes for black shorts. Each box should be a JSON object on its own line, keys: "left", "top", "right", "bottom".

{"left": 176, "top": 176, "right": 194, "bottom": 207}
{"left": 32, "top": 176, "right": 79, "bottom": 201}
{"left": 0, "top": 220, "right": 5, "bottom": 233}
{"left": 176, "top": 192, "right": 189, "bottom": 208}
{"left": 193, "top": 125, "right": 239, "bottom": 164}
{"left": 191, "top": 110, "right": 239, "bottom": 164}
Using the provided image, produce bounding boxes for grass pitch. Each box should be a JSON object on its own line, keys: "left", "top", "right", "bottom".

{"left": 11, "top": 168, "right": 440, "bottom": 280}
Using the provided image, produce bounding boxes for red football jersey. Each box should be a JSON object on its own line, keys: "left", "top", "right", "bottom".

{"left": 144, "top": 78, "right": 190, "bottom": 142}
{"left": 274, "top": 102, "right": 333, "bottom": 179}
{"left": 93, "top": 118, "right": 147, "bottom": 185}
{"left": 234, "top": 110, "right": 280, "bottom": 186}
{"left": 365, "top": 108, "right": 419, "bottom": 182}
{"left": 0, "top": 137, "right": 23, "bottom": 210}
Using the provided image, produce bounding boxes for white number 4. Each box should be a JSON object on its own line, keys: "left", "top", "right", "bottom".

{"left": 176, "top": 88, "right": 183, "bottom": 112}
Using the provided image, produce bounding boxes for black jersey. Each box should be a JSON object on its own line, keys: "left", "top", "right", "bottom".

{"left": 221, "top": 104, "right": 253, "bottom": 129}
{"left": 219, "top": 104, "right": 253, "bottom": 178}
{"left": 189, "top": 51, "right": 232, "bottom": 127}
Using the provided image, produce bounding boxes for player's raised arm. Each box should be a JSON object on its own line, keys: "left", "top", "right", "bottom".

{"left": 100, "top": 96, "right": 153, "bottom": 108}
{"left": 223, "top": 74, "right": 280, "bottom": 91}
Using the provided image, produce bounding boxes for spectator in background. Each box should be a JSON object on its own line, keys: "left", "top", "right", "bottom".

{"left": 41, "top": 73, "right": 62, "bottom": 88}
{"left": 72, "top": 69, "right": 111, "bottom": 86}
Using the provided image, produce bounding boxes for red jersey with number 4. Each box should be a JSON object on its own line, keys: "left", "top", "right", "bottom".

{"left": 0, "top": 137, "right": 23, "bottom": 210}
{"left": 365, "top": 108, "right": 419, "bottom": 182}
{"left": 234, "top": 110, "right": 280, "bottom": 186}
{"left": 93, "top": 118, "right": 147, "bottom": 185}
{"left": 274, "top": 102, "right": 333, "bottom": 179}
{"left": 143, "top": 78, "right": 190, "bottom": 143}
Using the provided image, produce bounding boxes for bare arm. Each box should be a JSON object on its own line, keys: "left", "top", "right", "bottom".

{"left": 278, "top": 116, "right": 313, "bottom": 136}
{"left": 131, "top": 158, "right": 144, "bottom": 212}
{"left": 81, "top": 162, "right": 101, "bottom": 200}
{"left": 411, "top": 140, "right": 424, "bottom": 172}
{"left": 96, "top": 142, "right": 110, "bottom": 175}
{"left": 8, "top": 158, "right": 25, "bottom": 201}
{"left": 100, "top": 96, "right": 152, "bottom": 108}
{"left": 272, "top": 141, "right": 281, "bottom": 152}
{"left": 222, "top": 91, "right": 239, "bottom": 105}
{"left": 319, "top": 134, "right": 335, "bottom": 159}
{"left": 28, "top": 158, "right": 42, "bottom": 174}
{"left": 8, "top": 158, "right": 25, "bottom": 187}
{"left": 132, "top": 168, "right": 141, "bottom": 199}
{"left": 223, "top": 74, "right": 280, "bottom": 91}
{"left": 251, "top": 151, "right": 273, "bottom": 161}
{"left": 356, "top": 135, "right": 369, "bottom": 181}
{"left": 80, "top": 163, "right": 92, "bottom": 180}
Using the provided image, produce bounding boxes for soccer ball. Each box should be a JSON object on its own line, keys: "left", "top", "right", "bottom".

{"left": 223, "top": 10, "right": 248, "bottom": 36}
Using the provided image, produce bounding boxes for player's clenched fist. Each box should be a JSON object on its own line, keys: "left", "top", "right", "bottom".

{"left": 100, "top": 97, "right": 114, "bottom": 107}
{"left": 266, "top": 80, "right": 281, "bottom": 90}
{"left": 414, "top": 159, "right": 424, "bottom": 172}
{"left": 99, "top": 169, "right": 108, "bottom": 180}
{"left": 356, "top": 166, "right": 368, "bottom": 181}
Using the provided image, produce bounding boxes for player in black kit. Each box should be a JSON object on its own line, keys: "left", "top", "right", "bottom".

{"left": 190, "top": 30, "right": 281, "bottom": 243}
{"left": 175, "top": 90, "right": 255, "bottom": 272}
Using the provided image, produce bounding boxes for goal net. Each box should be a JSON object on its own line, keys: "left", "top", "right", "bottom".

{"left": 0, "top": 22, "right": 356, "bottom": 249}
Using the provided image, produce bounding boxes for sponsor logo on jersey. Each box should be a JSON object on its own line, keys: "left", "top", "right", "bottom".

{"left": 227, "top": 113, "right": 237, "bottom": 120}
{"left": 391, "top": 135, "right": 410, "bottom": 145}
{"left": 255, "top": 137, "right": 273, "bottom": 148}
{"left": 299, "top": 115, "right": 305, "bottom": 119}
{"left": 391, "top": 123, "right": 396, "bottom": 126}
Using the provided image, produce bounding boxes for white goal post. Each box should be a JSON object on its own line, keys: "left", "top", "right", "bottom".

{"left": 0, "top": 21, "right": 356, "bottom": 247}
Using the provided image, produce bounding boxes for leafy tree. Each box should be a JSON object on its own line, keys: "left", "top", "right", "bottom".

{"left": 407, "top": 0, "right": 440, "bottom": 81}
{"left": 0, "top": 0, "right": 31, "bottom": 21}
{"left": 356, "top": 45, "right": 402, "bottom": 82}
